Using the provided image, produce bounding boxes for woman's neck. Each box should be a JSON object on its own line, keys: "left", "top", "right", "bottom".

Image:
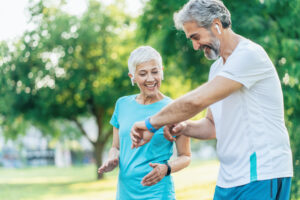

{"left": 136, "top": 92, "right": 164, "bottom": 105}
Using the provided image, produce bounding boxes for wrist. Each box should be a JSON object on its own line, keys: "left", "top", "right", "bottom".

{"left": 110, "top": 148, "right": 119, "bottom": 157}
{"left": 165, "top": 162, "right": 171, "bottom": 176}
{"left": 145, "top": 117, "right": 160, "bottom": 133}
{"left": 149, "top": 117, "right": 161, "bottom": 130}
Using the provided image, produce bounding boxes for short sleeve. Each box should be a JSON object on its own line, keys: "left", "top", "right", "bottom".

{"left": 218, "top": 45, "right": 274, "bottom": 89}
{"left": 110, "top": 99, "right": 120, "bottom": 129}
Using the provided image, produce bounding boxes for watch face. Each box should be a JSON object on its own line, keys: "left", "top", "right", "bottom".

{"left": 166, "top": 163, "right": 171, "bottom": 176}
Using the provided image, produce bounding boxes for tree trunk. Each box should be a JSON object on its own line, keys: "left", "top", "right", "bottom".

{"left": 94, "top": 141, "right": 105, "bottom": 179}
{"left": 90, "top": 105, "right": 113, "bottom": 180}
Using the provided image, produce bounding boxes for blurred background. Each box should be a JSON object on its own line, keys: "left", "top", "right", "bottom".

{"left": 0, "top": 0, "right": 299, "bottom": 199}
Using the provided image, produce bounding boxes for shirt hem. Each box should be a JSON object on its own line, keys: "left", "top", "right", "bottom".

{"left": 216, "top": 171, "right": 293, "bottom": 188}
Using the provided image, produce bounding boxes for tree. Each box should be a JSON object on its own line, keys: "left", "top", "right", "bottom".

{"left": 138, "top": 0, "right": 300, "bottom": 198}
{"left": 0, "top": 0, "right": 135, "bottom": 179}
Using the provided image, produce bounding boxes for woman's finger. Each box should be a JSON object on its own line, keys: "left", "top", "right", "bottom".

{"left": 141, "top": 170, "right": 155, "bottom": 184}
{"left": 163, "top": 126, "right": 176, "bottom": 142}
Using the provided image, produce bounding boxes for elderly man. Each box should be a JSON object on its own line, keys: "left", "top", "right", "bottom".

{"left": 130, "top": 0, "right": 293, "bottom": 199}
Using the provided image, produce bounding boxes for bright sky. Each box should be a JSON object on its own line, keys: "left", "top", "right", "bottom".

{"left": 0, "top": 0, "right": 143, "bottom": 41}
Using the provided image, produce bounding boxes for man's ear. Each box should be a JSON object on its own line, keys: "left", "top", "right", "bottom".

{"left": 128, "top": 73, "right": 133, "bottom": 78}
{"left": 212, "top": 19, "right": 223, "bottom": 36}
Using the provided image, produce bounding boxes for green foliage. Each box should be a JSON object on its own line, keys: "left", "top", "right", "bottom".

{"left": 1, "top": 0, "right": 131, "bottom": 132}
{"left": 138, "top": 0, "right": 211, "bottom": 89}
{"left": 0, "top": 0, "right": 136, "bottom": 178}
{"left": 138, "top": 0, "right": 300, "bottom": 198}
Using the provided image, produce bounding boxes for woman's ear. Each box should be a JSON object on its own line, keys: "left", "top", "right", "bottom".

{"left": 128, "top": 73, "right": 135, "bottom": 86}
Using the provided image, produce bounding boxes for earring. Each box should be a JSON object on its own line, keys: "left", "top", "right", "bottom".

{"left": 131, "top": 77, "right": 135, "bottom": 86}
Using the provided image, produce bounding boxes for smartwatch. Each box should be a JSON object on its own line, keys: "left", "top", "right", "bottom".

{"left": 165, "top": 162, "right": 171, "bottom": 176}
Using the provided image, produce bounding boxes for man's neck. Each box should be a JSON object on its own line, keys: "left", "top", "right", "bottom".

{"left": 219, "top": 29, "right": 242, "bottom": 64}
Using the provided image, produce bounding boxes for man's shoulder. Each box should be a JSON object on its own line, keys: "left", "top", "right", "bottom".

{"left": 236, "top": 39, "right": 266, "bottom": 58}
{"left": 209, "top": 57, "right": 223, "bottom": 79}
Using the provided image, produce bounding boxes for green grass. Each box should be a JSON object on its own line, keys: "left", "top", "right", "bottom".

{"left": 0, "top": 160, "right": 219, "bottom": 200}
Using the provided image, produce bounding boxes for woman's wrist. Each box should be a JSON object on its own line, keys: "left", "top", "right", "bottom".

{"left": 164, "top": 163, "right": 171, "bottom": 176}
{"left": 149, "top": 117, "right": 161, "bottom": 130}
{"left": 109, "top": 147, "right": 119, "bottom": 158}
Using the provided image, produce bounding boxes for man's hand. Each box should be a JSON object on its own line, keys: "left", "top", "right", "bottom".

{"left": 141, "top": 163, "right": 168, "bottom": 186}
{"left": 98, "top": 156, "right": 119, "bottom": 174}
{"left": 163, "top": 122, "right": 187, "bottom": 142}
{"left": 131, "top": 121, "right": 154, "bottom": 148}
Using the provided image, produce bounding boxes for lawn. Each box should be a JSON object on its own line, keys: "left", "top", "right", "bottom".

{"left": 0, "top": 160, "right": 219, "bottom": 200}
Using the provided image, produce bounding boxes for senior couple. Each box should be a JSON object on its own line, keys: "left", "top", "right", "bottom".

{"left": 98, "top": 0, "right": 293, "bottom": 199}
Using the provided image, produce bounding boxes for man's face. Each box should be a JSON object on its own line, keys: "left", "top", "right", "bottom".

{"left": 183, "top": 21, "right": 220, "bottom": 60}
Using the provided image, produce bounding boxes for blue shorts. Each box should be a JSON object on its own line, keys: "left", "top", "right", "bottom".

{"left": 214, "top": 177, "right": 292, "bottom": 200}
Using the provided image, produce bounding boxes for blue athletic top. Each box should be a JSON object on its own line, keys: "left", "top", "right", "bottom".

{"left": 110, "top": 94, "right": 175, "bottom": 200}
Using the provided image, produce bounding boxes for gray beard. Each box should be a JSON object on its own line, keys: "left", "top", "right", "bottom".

{"left": 204, "top": 38, "right": 220, "bottom": 60}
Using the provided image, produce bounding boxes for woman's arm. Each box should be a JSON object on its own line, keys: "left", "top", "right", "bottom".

{"left": 141, "top": 135, "right": 191, "bottom": 186}
{"left": 98, "top": 127, "right": 120, "bottom": 174}
{"left": 169, "top": 135, "right": 191, "bottom": 173}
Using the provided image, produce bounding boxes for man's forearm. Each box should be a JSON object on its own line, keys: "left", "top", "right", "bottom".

{"left": 184, "top": 119, "right": 216, "bottom": 140}
{"left": 150, "top": 76, "right": 242, "bottom": 129}
{"left": 151, "top": 85, "right": 209, "bottom": 129}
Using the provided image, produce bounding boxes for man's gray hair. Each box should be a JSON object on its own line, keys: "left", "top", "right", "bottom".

{"left": 128, "top": 46, "right": 163, "bottom": 86}
{"left": 174, "top": 0, "right": 231, "bottom": 30}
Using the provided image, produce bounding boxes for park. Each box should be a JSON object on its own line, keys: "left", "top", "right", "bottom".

{"left": 0, "top": 0, "right": 299, "bottom": 199}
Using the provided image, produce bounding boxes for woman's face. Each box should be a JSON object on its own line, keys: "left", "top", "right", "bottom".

{"left": 134, "top": 59, "right": 162, "bottom": 97}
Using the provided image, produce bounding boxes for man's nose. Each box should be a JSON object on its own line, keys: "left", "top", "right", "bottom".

{"left": 192, "top": 41, "right": 200, "bottom": 50}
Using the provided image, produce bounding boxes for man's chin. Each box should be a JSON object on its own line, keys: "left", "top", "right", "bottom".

{"left": 204, "top": 53, "right": 219, "bottom": 60}
{"left": 203, "top": 48, "right": 219, "bottom": 60}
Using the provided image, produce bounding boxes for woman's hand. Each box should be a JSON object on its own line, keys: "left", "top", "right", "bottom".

{"left": 141, "top": 163, "right": 168, "bottom": 186}
{"left": 131, "top": 121, "right": 154, "bottom": 148}
{"left": 98, "top": 155, "right": 119, "bottom": 175}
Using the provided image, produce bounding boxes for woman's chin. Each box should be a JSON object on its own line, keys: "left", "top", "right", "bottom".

{"left": 142, "top": 90, "right": 159, "bottom": 97}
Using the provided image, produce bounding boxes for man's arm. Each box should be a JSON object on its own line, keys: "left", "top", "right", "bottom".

{"left": 131, "top": 76, "right": 241, "bottom": 148}
{"left": 185, "top": 108, "right": 216, "bottom": 139}
{"left": 151, "top": 76, "right": 242, "bottom": 129}
{"left": 163, "top": 108, "right": 216, "bottom": 141}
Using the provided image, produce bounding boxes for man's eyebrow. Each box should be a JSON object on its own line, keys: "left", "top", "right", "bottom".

{"left": 188, "top": 33, "right": 198, "bottom": 39}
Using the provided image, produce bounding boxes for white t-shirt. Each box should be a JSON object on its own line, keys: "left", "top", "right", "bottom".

{"left": 209, "top": 38, "right": 293, "bottom": 188}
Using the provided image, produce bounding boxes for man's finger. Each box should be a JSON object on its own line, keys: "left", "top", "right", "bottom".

{"left": 172, "top": 122, "right": 186, "bottom": 135}
{"left": 172, "top": 124, "right": 183, "bottom": 134}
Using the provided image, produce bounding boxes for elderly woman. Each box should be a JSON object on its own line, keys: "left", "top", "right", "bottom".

{"left": 98, "top": 46, "right": 191, "bottom": 199}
